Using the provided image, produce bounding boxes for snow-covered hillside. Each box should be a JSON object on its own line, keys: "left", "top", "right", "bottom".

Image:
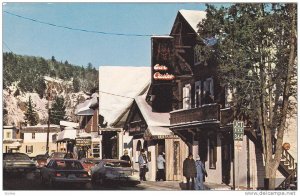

{"left": 3, "top": 77, "right": 89, "bottom": 126}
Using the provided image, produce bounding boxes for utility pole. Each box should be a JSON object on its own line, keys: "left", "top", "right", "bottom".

{"left": 46, "top": 91, "right": 51, "bottom": 155}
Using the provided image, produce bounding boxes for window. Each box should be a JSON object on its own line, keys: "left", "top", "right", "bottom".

{"left": 183, "top": 84, "right": 191, "bottom": 109}
{"left": 32, "top": 133, "right": 35, "bottom": 139}
{"left": 194, "top": 44, "right": 202, "bottom": 65}
{"left": 136, "top": 140, "right": 142, "bottom": 162}
{"left": 52, "top": 134, "right": 57, "bottom": 143}
{"left": 195, "top": 81, "right": 201, "bottom": 108}
{"left": 26, "top": 145, "right": 33, "bottom": 154}
{"left": 6, "top": 132, "right": 11, "bottom": 139}
{"left": 203, "top": 78, "right": 214, "bottom": 104}
{"left": 209, "top": 138, "right": 217, "bottom": 169}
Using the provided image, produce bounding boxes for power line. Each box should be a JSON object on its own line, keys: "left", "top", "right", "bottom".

{"left": 4, "top": 10, "right": 162, "bottom": 37}
{"left": 3, "top": 41, "right": 12, "bottom": 52}
{"left": 99, "top": 90, "right": 134, "bottom": 99}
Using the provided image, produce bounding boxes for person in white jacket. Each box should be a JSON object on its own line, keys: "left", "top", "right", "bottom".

{"left": 138, "top": 149, "right": 148, "bottom": 181}
{"left": 156, "top": 152, "right": 166, "bottom": 181}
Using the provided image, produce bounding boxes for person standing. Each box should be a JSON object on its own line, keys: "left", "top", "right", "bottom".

{"left": 195, "top": 155, "right": 207, "bottom": 190}
{"left": 183, "top": 153, "right": 196, "bottom": 190}
{"left": 121, "top": 150, "right": 132, "bottom": 165}
{"left": 138, "top": 149, "right": 148, "bottom": 181}
{"left": 156, "top": 152, "right": 166, "bottom": 181}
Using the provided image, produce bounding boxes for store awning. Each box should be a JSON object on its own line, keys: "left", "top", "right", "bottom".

{"left": 144, "top": 126, "right": 178, "bottom": 140}
{"left": 7, "top": 141, "right": 22, "bottom": 148}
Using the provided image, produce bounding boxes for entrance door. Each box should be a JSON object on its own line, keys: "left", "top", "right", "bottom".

{"left": 221, "top": 134, "right": 232, "bottom": 185}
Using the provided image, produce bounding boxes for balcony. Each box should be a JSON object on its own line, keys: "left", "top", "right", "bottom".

{"left": 170, "top": 104, "right": 234, "bottom": 128}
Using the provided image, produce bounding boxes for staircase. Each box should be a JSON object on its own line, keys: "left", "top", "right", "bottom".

{"left": 244, "top": 129, "right": 297, "bottom": 190}
{"left": 276, "top": 148, "right": 297, "bottom": 190}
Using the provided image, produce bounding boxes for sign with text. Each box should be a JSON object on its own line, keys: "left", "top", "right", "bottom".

{"left": 75, "top": 138, "right": 91, "bottom": 146}
{"left": 151, "top": 36, "right": 175, "bottom": 85}
{"left": 233, "top": 120, "right": 244, "bottom": 141}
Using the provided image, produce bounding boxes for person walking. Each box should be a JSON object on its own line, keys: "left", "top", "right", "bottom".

{"left": 156, "top": 152, "right": 166, "bottom": 181}
{"left": 183, "top": 153, "right": 196, "bottom": 190}
{"left": 138, "top": 149, "right": 148, "bottom": 181}
{"left": 195, "top": 155, "right": 207, "bottom": 190}
{"left": 121, "top": 150, "right": 132, "bottom": 165}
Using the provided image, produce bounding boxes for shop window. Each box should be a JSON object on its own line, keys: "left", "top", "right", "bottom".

{"left": 194, "top": 81, "right": 201, "bottom": 108}
{"left": 203, "top": 78, "right": 214, "bottom": 104}
{"left": 183, "top": 84, "right": 191, "bottom": 109}
{"left": 26, "top": 145, "right": 33, "bottom": 154}
{"left": 209, "top": 138, "right": 217, "bottom": 169}
{"left": 32, "top": 133, "right": 35, "bottom": 139}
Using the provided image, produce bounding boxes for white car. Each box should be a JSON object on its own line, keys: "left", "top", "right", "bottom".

{"left": 90, "top": 159, "right": 140, "bottom": 186}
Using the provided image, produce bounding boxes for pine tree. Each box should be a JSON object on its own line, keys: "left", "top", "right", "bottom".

{"left": 49, "top": 96, "right": 67, "bottom": 125}
{"left": 24, "top": 96, "right": 39, "bottom": 126}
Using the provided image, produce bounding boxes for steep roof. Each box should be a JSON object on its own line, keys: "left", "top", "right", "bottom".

{"left": 99, "top": 66, "right": 151, "bottom": 127}
{"left": 178, "top": 9, "right": 206, "bottom": 33}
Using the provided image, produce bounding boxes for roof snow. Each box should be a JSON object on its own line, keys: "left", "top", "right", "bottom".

{"left": 179, "top": 9, "right": 206, "bottom": 33}
{"left": 99, "top": 66, "right": 151, "bottom": 126}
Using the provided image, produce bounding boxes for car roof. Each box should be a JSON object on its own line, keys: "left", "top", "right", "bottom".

{"left": 50, "top": 159, "right": 80, "bottom": 162}
{"left": 102, "top": 159, "right": 130, "bottom": 163}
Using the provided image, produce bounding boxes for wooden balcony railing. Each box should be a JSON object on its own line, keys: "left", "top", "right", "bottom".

{"left": 170, "top": 104, "right": 220, "bottom": 125}
{"left": 170, "top": 104, "right": 234, "bottom": 126}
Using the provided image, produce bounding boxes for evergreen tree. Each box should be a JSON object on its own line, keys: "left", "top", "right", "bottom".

{"left": 24, "top": 96, "right": 39, "bottom": 126}
{"left": 49, "top": 96, "right": 67, "bottom": 125}
{"left": 198, "top": 3, "right": 297, "bottom": 189}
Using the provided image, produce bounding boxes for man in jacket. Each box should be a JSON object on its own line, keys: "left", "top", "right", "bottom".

{"left": 183, "top": 153, "right": 196, "bottom": 190}
{"left": 195, "top": 155, "right": 207, "bottom": 190}
{"left": 138, "top": 149, "right": 148, "bottom": 181}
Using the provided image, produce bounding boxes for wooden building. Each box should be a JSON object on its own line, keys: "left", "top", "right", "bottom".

{"left": 124, "top": 89, "right": 188, "bottom": 181}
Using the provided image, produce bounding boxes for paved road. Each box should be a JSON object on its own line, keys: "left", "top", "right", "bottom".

{"left": 3, "top": 170, "right": 180, "bottom": 191}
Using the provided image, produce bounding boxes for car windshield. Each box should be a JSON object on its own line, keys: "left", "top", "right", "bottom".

{"left": 36, "top": 155, "right": 47, "bottom": 160}
{"left": 83, "top": 159, "right": 100, "bottom": 164}
{"left": 4, "top": 153, "right": 30, "bottom": 160}
{"left": 54, "top": 160, "right": 83, "bottom": 170}
{"left": 105, "top": 161, "right": 131, "bottom": 168}
{"left": 50, "top": 153, "right": 66, "bottom": 159}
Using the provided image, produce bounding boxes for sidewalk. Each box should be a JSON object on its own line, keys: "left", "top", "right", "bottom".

{"left": 139, "top": 180, "right": 232, "bottom": 191}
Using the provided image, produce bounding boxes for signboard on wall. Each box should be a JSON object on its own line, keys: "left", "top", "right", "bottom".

{"left": 233, "top": 120, "right": 244, "bottom": 141}
{"left": 151, "top": 36, "right": 175, "bottom": 85}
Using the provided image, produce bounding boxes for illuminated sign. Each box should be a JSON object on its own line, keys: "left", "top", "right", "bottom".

{"left": 151, "top": 37, "right": 175, "bottom": 84}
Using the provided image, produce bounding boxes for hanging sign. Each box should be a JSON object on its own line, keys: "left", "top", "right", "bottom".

{"left": 151, "top": 36, "right": 175, "bottom": 84}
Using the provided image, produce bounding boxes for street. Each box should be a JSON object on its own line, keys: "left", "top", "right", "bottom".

{"left": 3, "top": 170, "right": 181, "bottom": 191}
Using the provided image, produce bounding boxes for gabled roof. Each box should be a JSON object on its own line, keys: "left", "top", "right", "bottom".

{"left": 134, "top": 94, "right": 170, "bottom": 127}
{"left": 99, "top": 66, "right": 151, "bottom": 127}
{"left": 172, "top": 9, "right": 206, "bottom": 34}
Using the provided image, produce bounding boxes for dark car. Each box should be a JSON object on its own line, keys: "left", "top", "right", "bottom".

{"left": 3, "top": 153, "right": 36, "bottom": 174}
{"left": 40, "top": 159, "right": 91, "bottom": 187}
{"left": 33, "top": 154, "right": 48, "bottom": 168}
{"left": 90, "top": 159, "right": 140, "bottom": 186}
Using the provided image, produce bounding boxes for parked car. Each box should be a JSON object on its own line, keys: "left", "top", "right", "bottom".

{"left": 90, "top": 159, "right": 140, "bottom": 186}
{"left": 3, "top": 153, "right": 36, "bottom": 174}
{"left": 46, "top": 152, "right": 67, "bottom": 164}
{"left": 80, "top": 158, "right": 101, "bottom": 176}
{"left": 40, "top": 159, "right": 91, "bottom": 187}
{"left": 33, "top": 154, "right": 48, "bottom": 168}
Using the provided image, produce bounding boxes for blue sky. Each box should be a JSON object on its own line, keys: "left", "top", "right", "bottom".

{"left": 3, "top": 3, "right": 211, "bottom": 68}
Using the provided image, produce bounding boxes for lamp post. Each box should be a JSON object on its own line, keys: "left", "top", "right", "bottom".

{"left": 46, "top": 91, "right": 51, "bottom": 155}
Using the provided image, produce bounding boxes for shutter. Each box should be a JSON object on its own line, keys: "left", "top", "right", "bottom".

{"left": 182, "top": 86, "right": 187, "bottom": 109}
{"left": 186, "top": 84, "right": 191, "bottom": 109}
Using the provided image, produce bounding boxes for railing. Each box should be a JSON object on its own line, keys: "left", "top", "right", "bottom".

{"left": 170, "top": 104, "right": 220, "bottom": 125}
{"left": 277, "top": 166, "right": 297, "bottom": 190}
{"left": 220, "top": 108, "right": 234, "bottom": 126}
{"left": 282, "top": 148, "right": 296, "bottom": 170}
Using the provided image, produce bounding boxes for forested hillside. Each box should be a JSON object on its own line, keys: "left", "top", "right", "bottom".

{"left": 3, "top": 52, "right": 98, "bottom": 98}
{"left": 3, "top": 52, "right": 98, "bottom": 126}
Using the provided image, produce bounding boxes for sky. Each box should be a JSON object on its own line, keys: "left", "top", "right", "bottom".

{"left": 2, "top": 2, "right": 211, "bottom": 68}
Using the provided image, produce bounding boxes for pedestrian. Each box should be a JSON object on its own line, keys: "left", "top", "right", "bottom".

{"left": 183, "top": 153, "right": 196, "bottom": 190}
{"left": 195, "top": 155, "right": 207, "bottom": 190}
{"left": 121, "top": 149, "right": 132, "bottom": 165}
{"left": 156, "top": 152, "right": 166, "bottom": 181}
{"left": 138, "top": 149, "right": 148, "bottom": 181}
